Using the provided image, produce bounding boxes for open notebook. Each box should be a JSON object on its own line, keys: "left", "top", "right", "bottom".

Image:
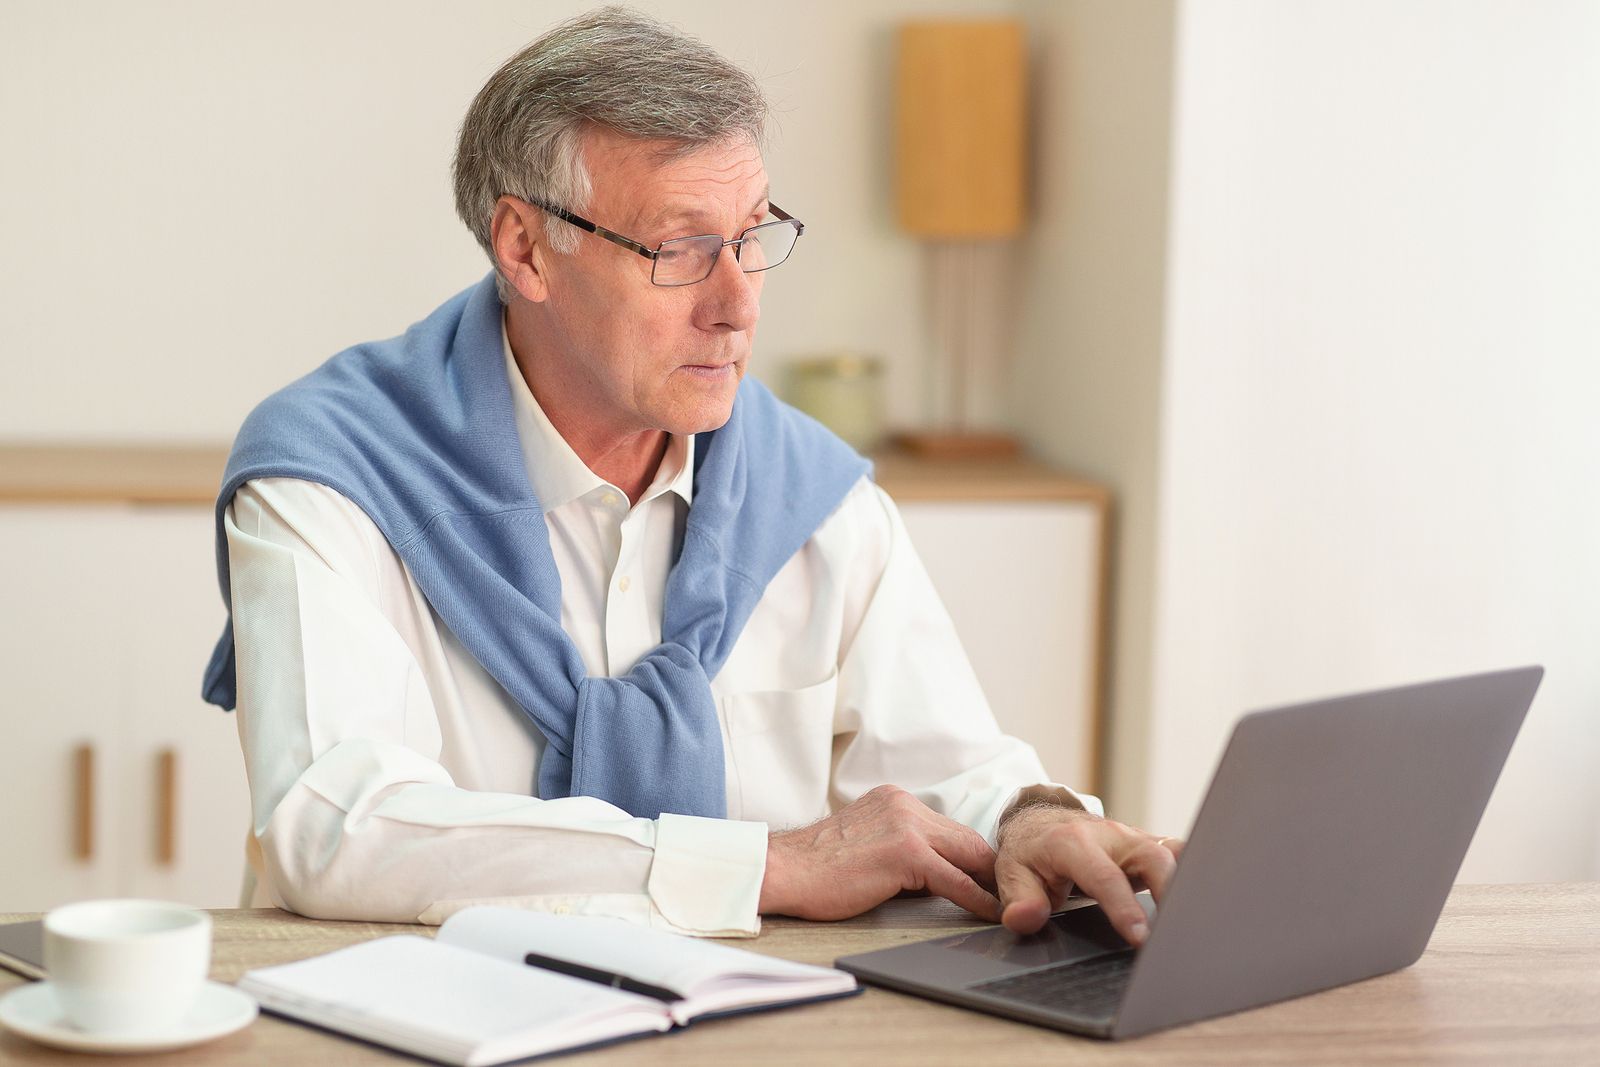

{"left": 237, "top": 906, "right": 858, "bottom": 1066}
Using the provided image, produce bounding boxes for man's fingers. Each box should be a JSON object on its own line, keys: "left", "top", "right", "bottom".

{"left": 1063, "top": 847, "right": 1150, "bottom": 946}
{"left": 927, "top": 819, "right": 998, "bottom": 888}
{"left": 869, "top": 785, "right": 998, "bottom": 888}
{"left": 920, "top": 851, "right": 1002, "bottom": 923}
{"left": 1126, "top": 839, "right": 1180, "bottom": 904}
{"left": 995, "top": 858, "right": 1053, "bottom": 934}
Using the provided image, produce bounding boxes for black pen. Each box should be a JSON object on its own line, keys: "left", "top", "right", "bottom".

{"left": 523, "top": 951, "right": 680, "bottom": 1003}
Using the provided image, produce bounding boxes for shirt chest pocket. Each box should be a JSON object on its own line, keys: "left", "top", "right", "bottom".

{"left": 717, "top": 671, "right": 839, "bottom": 830}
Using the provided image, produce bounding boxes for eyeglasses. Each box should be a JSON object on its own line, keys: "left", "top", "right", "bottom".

{"left": 530, "top": 199, "right": 804, "bottom": 287}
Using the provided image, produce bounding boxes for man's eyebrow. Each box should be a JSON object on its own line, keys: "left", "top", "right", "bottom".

{"left": 637, "top": 186, "right": 772, "bottom": 235}
{"left": 747, "top": 185, "right": 772, "bottom": 219}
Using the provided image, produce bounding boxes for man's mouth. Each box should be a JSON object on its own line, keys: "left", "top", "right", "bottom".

{"left": 680, "top": 362, "right": 738, "bottom": 378}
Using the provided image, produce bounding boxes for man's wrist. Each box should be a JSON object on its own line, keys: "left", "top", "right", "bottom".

{"left": 758, "top": 830, "right": 792, "bottom": 914}
{"left": 997, "top": 797, "right": 1094, "bottom": 850}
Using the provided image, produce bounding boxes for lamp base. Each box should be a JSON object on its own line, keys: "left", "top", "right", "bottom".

{"left": 891, "top": 429, "right": 1021, "bottom": 460}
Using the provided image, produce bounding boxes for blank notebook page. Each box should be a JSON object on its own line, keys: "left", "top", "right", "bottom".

{"left": 239, "top": 935, "right": 669, "bottom": 1065}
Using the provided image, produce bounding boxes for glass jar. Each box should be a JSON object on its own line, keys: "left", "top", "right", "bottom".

{"left": 783, "top": 353, "right": 887, "bottom": 453}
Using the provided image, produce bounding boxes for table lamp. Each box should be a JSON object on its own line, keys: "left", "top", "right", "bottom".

{"left": 894, "top": 19, "right": 1028, "bottom": 458}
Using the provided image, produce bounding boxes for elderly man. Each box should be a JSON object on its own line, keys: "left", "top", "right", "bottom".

{"left": 203, "top": 7, "right": 1177, "bottom": 944}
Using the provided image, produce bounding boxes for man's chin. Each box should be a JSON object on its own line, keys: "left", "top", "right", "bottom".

{"left": 663, "top": 369, "right": 741, "bottom": 434}
{"left": 679, "top": 397, "right": 737, "bottom": 435}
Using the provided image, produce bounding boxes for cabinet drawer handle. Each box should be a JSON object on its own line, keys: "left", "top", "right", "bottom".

{"left": 157, "top": 748, "right": 177, "bottom": 866}
{"left": 73, "top": 743, "right": 94, "bottom": 861}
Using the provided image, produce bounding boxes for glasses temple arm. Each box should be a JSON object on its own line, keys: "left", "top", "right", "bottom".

{"left": 530, "top": 198, "right": 658, "bottom": 260}
{"left": 768, "top": 202, "right": 803, "bottom": 236}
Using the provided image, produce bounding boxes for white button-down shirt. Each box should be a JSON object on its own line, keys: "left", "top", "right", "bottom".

{"left": 224, "top": 320, "right": 1098, "bottom": 936}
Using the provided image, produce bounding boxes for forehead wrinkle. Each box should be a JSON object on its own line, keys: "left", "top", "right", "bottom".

{"left": 630, "top": 155, "right": 768, "bottom": 234}
{"left": 642, "top": 191, "right": 770, "bottom": 235}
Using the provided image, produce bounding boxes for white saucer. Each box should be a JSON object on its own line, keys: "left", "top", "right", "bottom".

{"left": 0, "top": 980, "right": 257, "bottom": 1054}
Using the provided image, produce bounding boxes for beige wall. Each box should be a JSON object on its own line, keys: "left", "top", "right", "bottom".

{"left": 1149, "top": 0, "right": 1600, "bottom": 880}
{"left": 1011, "top": 0, "right": 1177, "bottom": 823}
{"left": 0, "top": 0, "right": 1012, "bottom": 442}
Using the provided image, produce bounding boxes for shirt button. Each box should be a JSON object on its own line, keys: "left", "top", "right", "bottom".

{"left": 600, "top": 491, "right": 621, "bottom": 508}
{"left": 618, "top": 576, "right": 632, "bottom": 593}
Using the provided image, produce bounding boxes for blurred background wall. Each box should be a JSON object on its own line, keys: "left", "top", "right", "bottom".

{"left": 1144, "top": 0, "right": 1600, "bottom": 881}
{"left": 3, "top": 0, "right": 1596, "bottom": 883}
{"left": 0, "top": 0, "right": 1021, "bottom": 440}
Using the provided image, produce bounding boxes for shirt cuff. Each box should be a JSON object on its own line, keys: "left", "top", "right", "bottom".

{"left": 647, "top": 813, "right": 769, "bottom": 938}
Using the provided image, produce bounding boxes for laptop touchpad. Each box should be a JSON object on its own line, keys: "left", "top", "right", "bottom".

{"left": 944, "top": 901, "right": 1145, "bottom": 968}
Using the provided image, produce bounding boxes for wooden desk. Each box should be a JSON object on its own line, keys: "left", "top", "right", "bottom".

{"left": 3, "top": 883, "right": 1597, "bottom": 1065}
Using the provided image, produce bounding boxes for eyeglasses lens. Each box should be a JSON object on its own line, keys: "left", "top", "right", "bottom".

{"left": 652, "top": 235, "right": 724, "bottom": 287}
{"left": 739, "top": 220, "right": 798, "bottom": 274}
{"left": 650, "top": 218, "right": 801, "bottom": 287}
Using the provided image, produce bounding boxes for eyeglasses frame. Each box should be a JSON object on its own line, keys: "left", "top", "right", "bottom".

{"left": 526, "top": 198, "right": 804, "bottom": 287}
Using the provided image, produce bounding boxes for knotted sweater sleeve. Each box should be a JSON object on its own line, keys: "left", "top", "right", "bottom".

{"left": 225, "top": 477, "right": 768, "bottom": 934}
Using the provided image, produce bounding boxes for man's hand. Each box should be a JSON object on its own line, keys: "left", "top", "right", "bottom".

{"left": 758, "top": 785, "right": 1002, "bottom": 923}
{"left": 995, "top": 803, "right": 1183, "bottom": 946}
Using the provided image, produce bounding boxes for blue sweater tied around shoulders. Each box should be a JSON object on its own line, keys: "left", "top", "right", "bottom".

{"left": 202, "top": 273, "right": 868, "bottom": 820}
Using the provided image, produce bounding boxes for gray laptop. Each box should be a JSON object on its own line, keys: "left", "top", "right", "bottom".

{"left": 835, "top": 666, "right": 1542, "bottom": 1039}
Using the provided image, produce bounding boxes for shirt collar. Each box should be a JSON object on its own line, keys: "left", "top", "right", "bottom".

{"left": 501, "top": 315, "right": 694, "bottom": 511}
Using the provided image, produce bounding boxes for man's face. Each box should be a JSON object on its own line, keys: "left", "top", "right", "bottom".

{"left": 534, "top": 131, "right": 770, "bottom": 438}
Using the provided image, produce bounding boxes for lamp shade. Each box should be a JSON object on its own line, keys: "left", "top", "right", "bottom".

{"left": 894, "top": 20, "right": 1028, "bottom": 238}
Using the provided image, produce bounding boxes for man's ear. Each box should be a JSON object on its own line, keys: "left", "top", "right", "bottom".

{"left": 490, "top": 196, "right": 552, "bottom": 303}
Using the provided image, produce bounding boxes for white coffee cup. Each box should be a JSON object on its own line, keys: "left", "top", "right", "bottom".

{"left": 43, "top": 899, "right": 211, "bottom": 1035}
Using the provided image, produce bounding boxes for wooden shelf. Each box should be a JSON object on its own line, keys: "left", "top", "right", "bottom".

{"left": 0, "top": 444, "right": 1110, "bottom": 506}
{"left": 0, "top": 445, "right": 227, "bottom": 505}
{"left": 869, "top": 449, "right": 1108, "bottom": 504}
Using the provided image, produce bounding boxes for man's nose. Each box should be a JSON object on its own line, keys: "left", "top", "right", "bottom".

{"left": 695, "top": 246, "right": 761, "bottom": 333}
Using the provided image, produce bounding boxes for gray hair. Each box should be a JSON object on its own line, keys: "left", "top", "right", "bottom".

{"left": 452, "top": 6, "right": 769, "bottom": 303}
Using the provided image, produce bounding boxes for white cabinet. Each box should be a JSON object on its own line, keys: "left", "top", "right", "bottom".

{"left": 0, "top": 503, "right": 250, "bottom": 913}
{"left": 871, "top": 451, "right": 1108, "bottom": 795}
{"left": 896, "top": 499, "right": 1103, "bottom": 792}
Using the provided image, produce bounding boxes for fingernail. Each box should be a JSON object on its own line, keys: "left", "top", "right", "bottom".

{"left": 1130, "top": 921, "right": 1149, "bottom": 944}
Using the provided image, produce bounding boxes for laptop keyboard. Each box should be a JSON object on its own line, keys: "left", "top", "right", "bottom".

{"left": 968, "top": 950, "right": 1136, "bottom": 1021}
